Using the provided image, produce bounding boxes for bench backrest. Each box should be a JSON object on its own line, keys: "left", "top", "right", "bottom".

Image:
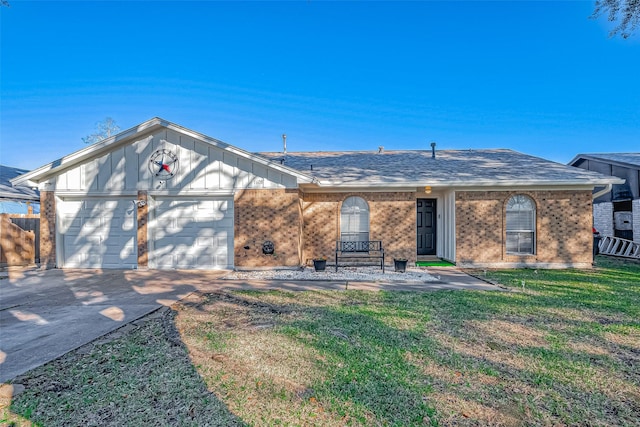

{"left": 336, "top": 240, "right": 383, "bottom": 252}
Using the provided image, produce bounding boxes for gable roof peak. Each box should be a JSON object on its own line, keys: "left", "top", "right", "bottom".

{"left": 11, "top": 118, "right": 314, "bottom": 187}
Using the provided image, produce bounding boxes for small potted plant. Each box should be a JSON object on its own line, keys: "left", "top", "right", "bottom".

{"left": 313, "top": 257, "right": 327, "bottom": 272}
{"left": 394, "top": 258, "right": 408, "bottom": 273}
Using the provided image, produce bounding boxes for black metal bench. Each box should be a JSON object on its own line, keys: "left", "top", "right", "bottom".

{"left": 335, "top": 240, "right": 385, "bottom": 273}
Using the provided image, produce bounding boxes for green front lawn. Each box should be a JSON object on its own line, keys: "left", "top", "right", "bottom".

{"left": 4, "top": 256, "right": 639, "bottom": 426}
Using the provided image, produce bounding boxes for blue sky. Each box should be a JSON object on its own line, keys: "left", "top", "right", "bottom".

{"left": 1, "top": 1, "right": 638, "bottom": 170}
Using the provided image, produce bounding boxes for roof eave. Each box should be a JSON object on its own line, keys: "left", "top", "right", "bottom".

{"left": 11, "top": 117, "right": 167, "bottom": 187}
{"left": 312, "top": 178, "right": 625, "bottom": 188}
{"left": 0, "top": 193, "right": 40, "bottom": 202}
{"left": 568, "top": 154, "right": 640, "bottom": 170}
{"left": 11, "top": 118, "right": 315, "bottom": 187}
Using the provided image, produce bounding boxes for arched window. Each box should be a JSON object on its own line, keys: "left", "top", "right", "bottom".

{"left": 506, "top": 195, "right": 536, "bottom": 255}
{"left": 340, "top": 196, "right": 370, "bottom": 246}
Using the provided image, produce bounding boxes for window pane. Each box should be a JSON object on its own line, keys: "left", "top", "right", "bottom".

{"left": 506, "top": 232, "right": 533, "bottom": 254}
{"left": 506, "top": 211, "right": 533, "bottom": 230}
{"left": 507, "top": 195, "right": 534, "bottom": 211}
{"left": 341, "top": 197, "right": 369, "bottom": 243}
{"left": 506, "top": 195, "right": 535, "bottom": 254}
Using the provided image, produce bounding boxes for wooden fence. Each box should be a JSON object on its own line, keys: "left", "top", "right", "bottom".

{"left": 0, "top": 214, "right": 40, "bottom": 267}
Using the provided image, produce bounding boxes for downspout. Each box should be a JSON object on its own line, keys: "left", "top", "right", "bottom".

{"left": 592, "top": 183, "right": 612, "bottom": 200}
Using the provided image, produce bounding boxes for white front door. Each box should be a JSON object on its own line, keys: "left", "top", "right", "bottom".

{"left": 59, "top": 198, "right": 137, "bottom": 268}
{"left": 149, "top": 197, "right": 233, "bottom": 269}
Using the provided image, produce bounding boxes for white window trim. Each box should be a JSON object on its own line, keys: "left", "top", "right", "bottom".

{"left": 506, "top": 195, "right": 536, "bottom": 255}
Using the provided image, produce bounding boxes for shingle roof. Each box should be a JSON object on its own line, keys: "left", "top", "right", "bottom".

{"left": 569, "top": 153, "right": 640, "bottom": 169}
{"left": 259, "top": 149, "right": 621, "bottom": 187}
{"left": 0, "top": 165, "right": 39, "bottom": 201}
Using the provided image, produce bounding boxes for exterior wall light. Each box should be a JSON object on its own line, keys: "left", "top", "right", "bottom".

{"left": 424, "top": 186, "right": 432, "bottom": 194}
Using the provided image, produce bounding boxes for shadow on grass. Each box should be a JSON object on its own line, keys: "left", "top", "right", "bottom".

{"left": 5, "top": 309, "right": 247, "bottom": 427}
{"left": 10, "top": 255, "right": 637, "bottom": 426}
{"left": 186, "top": 257, "right": 640, "bottom": 425}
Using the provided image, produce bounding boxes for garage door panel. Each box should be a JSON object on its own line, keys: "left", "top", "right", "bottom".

{"left": 214, "top": 217, "right": 234, "bottom": 227}
{"left": 62, "top": 216, "right": 83, "bottom": 231}
{"left": 60, "top": 198, "right": 137, "bottom": 269}
{"left": 196, "top": 236, "right": 214, "bottom": 247}
{"left": 150, "top": 197, "right": 233, "bottom": 269}
{"left": 87, "top": 254, "right": 103, "bottom": 266}
{"left": 120, "top": 217, "right": 136, "bottom": 231}
{"left": 175, "top": 255, "right": 195, "bottom": 269}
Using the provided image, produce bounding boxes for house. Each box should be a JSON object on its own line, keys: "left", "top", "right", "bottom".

{"left": 0, "top": 165, "right": 41, "bottom": 267}
{"left": 11, "top": 118, "right": 621, "bottom": 270}
{"left": 0, "top": 165, "right": 40, "bottom": 214}
{"left": 569, "top": 153, "right": 640, "bottom": 243}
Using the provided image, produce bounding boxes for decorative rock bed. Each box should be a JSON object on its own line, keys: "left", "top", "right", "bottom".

{"left": 224, "top": 266, "right": 440, "bottom": 282}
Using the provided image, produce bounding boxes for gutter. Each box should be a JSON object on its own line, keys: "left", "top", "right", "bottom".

{"left": 592, "top": 183, "right": 613, "bottom": 200}
{"left": 309, "top": 178, "right": 623, "bottom": 188}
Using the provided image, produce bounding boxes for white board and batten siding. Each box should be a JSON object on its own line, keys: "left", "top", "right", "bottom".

{"left": 53, "top": 129, "right": 297, "bottom": 193}
{"left": 53, "top": 128, "right": 297, "bottom": 269}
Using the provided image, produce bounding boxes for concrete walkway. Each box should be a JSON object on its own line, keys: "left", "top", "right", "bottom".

{"left": 0, "top": 267, "right": 496, "bottom": 383}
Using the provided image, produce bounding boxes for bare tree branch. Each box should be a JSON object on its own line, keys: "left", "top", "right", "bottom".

{"left": 82, "top": 117, "right": 121, "bottom": 145}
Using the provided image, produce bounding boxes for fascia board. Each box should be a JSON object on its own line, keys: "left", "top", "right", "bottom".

{"left": 12, "top": 117, "right": 315, "bottom": 187}
{"left": 0, "top": 193, "right": 40, "bottom": 201}
{"left": 567, "top": 155, "right": 584, "bottom": 166}
{"left": 299, "top": 183, "right": 606, "bottom": 194}
{"left": 312, "top": 177, "right": 625, "bottom": 188}
{"left": 11, "top": 117, "right": 166, "bottom": 187}
{"left": 568, "top": 154, "right": 640, "bottom": 171}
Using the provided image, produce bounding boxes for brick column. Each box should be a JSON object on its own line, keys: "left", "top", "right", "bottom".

{"left": 40, "top": 191, "right": 56, "bottom": 268}
{"left": 137, "top": 190, "right": 148, "bottom": 267}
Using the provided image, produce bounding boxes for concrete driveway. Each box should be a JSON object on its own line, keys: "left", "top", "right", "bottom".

{"left": 1, "top": 267, "right": 497, "bottom": 383}
{"left": 0, "top": 268, "right": 229, "bottom": 383}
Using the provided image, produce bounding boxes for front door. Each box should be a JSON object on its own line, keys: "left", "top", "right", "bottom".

{"left": 417, "top": 199, "right": 436, "bottom": 256}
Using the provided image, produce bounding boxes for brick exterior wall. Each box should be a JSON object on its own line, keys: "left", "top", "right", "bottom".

{"left": 234, "top": 189, "right": 302, "bottom": 267}
{"left": 593, "top": 202, "right": 614, "bottom": 236}
{"left": 301, "top": 192, "right": 415, "bottom": 265}
{"left": 456, "top": 190, "right": 593, "bottom": 268}
{"left": 633, "top": 199, "right": 640, "bottom": 243}
{"left": 40, "top": 191, "right": 57, "bottom": 268}
{"left": 137, "top": 191, "right": 148, "bottom": 267}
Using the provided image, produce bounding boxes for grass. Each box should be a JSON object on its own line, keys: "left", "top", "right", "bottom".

{"left": 2, "top": 256, "right": 639, "bottom": 426}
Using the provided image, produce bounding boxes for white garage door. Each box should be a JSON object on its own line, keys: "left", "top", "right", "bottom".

{"left": 59, "top": 198, "right": 137, "bottom": 268}
{"left": 149, "top": 198, "right": 233, "bottom": 269}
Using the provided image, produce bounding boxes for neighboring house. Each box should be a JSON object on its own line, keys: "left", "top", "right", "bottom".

{"left": 1, "top": 165, "right": 41, "bottom": 267}
{"left": 569, "top": 153, "right": 640, "bottom": 243}
{"left": 12, "top": 118, "right": 621, "bottom": 270}
{"left": 0, "top": 165, "right": 40, "bottom": 214}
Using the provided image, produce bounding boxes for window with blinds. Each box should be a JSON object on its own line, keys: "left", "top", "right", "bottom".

{"left": 340, "top": 196, "right": 370, "bottom": 249}
{"left": 506, "top": 195, "right": 536, "bottom": 255}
